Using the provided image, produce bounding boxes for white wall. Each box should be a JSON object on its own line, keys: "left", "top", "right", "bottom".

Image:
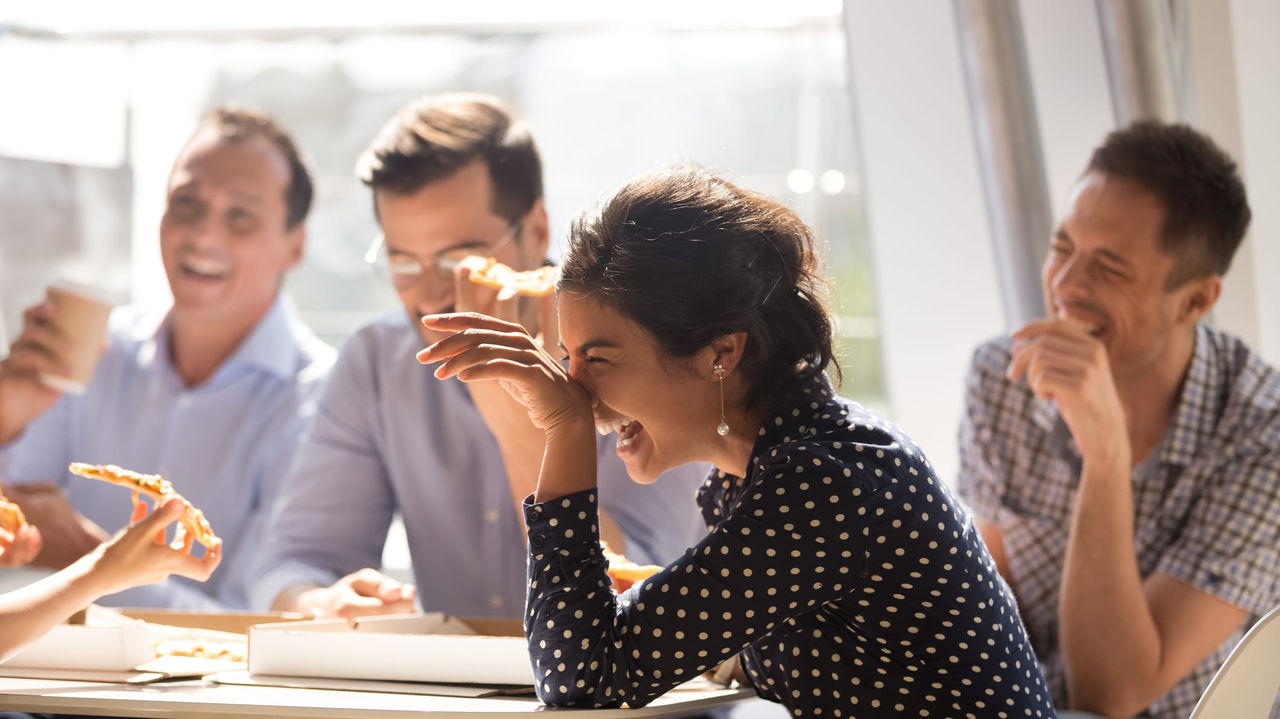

{"left": 843, "top": 1, "right": 1005, "bottom": 484}
{"left": 1228, "top": 0, "right": 1280, "bottom": 367}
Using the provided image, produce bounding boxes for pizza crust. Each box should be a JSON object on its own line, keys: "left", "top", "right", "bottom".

{"left": 458, "top": 256, "right": 558, "bottom": 298}
{"left": 67, "top": 463, "right": 218, "bottom": 548}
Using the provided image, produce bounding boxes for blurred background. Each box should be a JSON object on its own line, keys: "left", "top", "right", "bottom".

{"left": 0, "top": 7, "right": 1275, "bottom": 711}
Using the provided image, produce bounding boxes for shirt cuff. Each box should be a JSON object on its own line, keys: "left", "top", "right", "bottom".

{"left": 523, "top": 489, "right": 601, "bottom": 554}
{"left": 250, "top": 562, "right": 342, "bottom": 612}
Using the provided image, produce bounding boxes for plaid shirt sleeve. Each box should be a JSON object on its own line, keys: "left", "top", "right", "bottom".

{"left": 1155, "top": 425, "right": 1280, "bottom": 616}
{"left": 955, "top": 340, "right": 1009, "bottom": 523}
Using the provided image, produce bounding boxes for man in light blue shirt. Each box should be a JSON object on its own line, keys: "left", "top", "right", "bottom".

{"left": 0, "top": 107, "right": 334, "bottom": 609}
{"left": 254, "top": 94, "right": 706, "bottom": 619}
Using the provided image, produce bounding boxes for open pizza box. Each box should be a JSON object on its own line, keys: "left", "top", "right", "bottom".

{"left": 0, "top": 605, "right": 306, "bottom": 683}
{"left": 237, "top": 612, "right": 535, "bottom": 696}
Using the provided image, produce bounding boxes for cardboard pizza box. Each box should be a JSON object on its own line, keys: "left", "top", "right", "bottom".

{"left": 247, "top": 612, "right": 533, "bottom": 687}
{"left": 0, "top": 605, "right": 306, "bottom": 680}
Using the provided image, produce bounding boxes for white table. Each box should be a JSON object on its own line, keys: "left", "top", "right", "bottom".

{"left": 0, "top": 676, "right": 751, "bottom": 717}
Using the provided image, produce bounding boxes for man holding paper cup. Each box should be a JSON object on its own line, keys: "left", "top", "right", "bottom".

{"left": 0, "top": 107, "right": 334, "bottom": 609}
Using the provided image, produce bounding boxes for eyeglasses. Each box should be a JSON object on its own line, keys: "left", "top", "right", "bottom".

{"left": 364, "top": 219, "right": 522, "bottom": 290}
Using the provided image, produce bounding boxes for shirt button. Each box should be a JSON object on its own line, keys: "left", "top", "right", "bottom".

{"left": 485, "top": 509, "right": 500, "bottom": 524}
{"left": 487, "top": 595, "right": 504, "bottom": 609}
{"left": 530, "top": 534, "right": 545, "bottom": 548}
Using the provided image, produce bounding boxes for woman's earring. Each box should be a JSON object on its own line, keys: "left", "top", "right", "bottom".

{"left": 714, "top": 363, "right": 730, "bottom": 436}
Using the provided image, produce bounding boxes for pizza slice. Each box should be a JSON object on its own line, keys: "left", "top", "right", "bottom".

{"left": 602, "top": 544, "right": 662, "bottom": 593}
{"left": 458, "top": 256, "right": 558, "bottom": 298}
{"left": 0, "top": 493, "right": 27, "bottom": 535}
{"left": 67, "top": 463, "right": 218, "bottom": 548}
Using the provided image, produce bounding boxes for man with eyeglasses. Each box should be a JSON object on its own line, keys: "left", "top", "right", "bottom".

{"left": 0, "top": 107, "right": 334, "bottom": 608}
{"left": 252, "top": 93, "right": 706, "bottom": 620}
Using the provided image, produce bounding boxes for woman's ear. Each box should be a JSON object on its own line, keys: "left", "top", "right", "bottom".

{"left": 703, "top": 332, "right": 748, "bottom": 379}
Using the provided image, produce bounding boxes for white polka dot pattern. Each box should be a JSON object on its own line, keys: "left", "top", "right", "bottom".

{"left": 523, "top": 374, "right": 1054, "bottom": 716}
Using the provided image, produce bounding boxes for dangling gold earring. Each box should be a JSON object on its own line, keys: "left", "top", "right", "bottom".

{"left": 714, "top": 363, "right": 729, "bottom": 436}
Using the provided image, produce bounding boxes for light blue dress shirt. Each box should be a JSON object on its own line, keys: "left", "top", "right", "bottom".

{"left": 0, "top": 294, "right": 335, "bottom": 610}
{"left": 251, "top": 311, "right": 708, "bottom": 618}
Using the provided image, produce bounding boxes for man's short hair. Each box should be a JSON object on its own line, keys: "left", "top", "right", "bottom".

{"left": 188, "top": 107, "right": 314, "bottom": 230}
{"left": 355, "top": 93, "right": 543, "bottom": 224}
{"left": 1086, "top": 121, "right": 1251, "bottom": 288}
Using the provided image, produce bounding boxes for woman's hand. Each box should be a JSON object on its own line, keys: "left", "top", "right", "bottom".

{"left": 87, "top": 499, "right": 222, "bottom": 597}
{"left": 417, "top": 313, "right": 593, "bottom": 434}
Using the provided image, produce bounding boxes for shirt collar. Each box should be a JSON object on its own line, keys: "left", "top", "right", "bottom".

{"left": 1159, "top": 323, "right": 1219, "bottom": 467}
{"left": 150, "top": 293, "right": 301, "bottom": 384}
{"left": 748, "top": 371, "right": 837, "bottom": 473}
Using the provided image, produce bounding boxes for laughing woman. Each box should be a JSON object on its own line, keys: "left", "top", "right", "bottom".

{"left": 418, "top": 165, "right": 1053, "bottom": 718}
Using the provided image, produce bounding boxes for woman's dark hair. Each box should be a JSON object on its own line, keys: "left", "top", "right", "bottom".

{"left": 560, "top": 164, "right": 838, "bottom": 411}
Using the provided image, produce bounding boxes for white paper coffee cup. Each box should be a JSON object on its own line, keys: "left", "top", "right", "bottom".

{"left": 37, "top": 278, "right": 118, "bottom": 394}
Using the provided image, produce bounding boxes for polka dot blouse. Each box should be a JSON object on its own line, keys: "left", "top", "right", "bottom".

{"left": 522, "top": 374, "right": 1054, "bottom": 717}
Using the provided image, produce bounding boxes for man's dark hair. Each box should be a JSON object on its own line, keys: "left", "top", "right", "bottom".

{"left": 355, "top": 93, "right": 543, "bottom": 224}
{"left": 561, "top": 164, "right": 838, "bottom": 412}
{"left": 1086, "top": 121, "right": 1251, "bottom": 288}
{"left": 190, "top": 106, "right": 314, "bottom": 230}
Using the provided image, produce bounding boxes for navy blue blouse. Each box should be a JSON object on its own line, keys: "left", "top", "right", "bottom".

{"left": 523, "top": 374, "right": 1054, "bottom": 717}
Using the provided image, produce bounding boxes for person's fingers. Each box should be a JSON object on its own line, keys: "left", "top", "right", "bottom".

{"left": 418, "top": 327, "right": 534, "bottom": 366}
{"left": 420, "top": 312, "right": 526, "bottom": 335}
{"left": 1010, "top": 318, "right": 1063, "bottom": 341}
{"left": 1006, "top": 340, "right": 1034, "bottom": 382}
{"left": 346, "top": 568, "right": 399, "bottom": 598}
{"left": 377, "top": 574, "right": 405, "bottom": 602}
{"left": 168, "top": 537, "right": 222, "bottom": 581}
{"left": 433, "top": 343, "right": 543, "bottom": 380}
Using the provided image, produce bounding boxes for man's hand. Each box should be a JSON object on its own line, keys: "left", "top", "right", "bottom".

{"left": 0, "top": 521, "right": 43, "bottom": 567}
{"left": 0, "top": 302, "right": 73, "bottom": 444}
{"left": 1007, "top": 318, "right": 1129, "bottom": 465}
{"left": 291, "top": 568, "right": 418, "bottom": 622}
{"left": 3, "top": 482, "right": 109, "bottom": 569}
{"left": 449, "top": 266, "right": 561, "bottom": 513}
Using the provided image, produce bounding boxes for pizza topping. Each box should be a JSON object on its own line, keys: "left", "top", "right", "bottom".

{"left": 0, "top": 494, "right": 27, "bottom": 535}
{"left": 458, "top": 256, "right": 558, "bottom": 298}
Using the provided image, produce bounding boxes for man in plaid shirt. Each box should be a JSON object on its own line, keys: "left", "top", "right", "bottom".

{"left": 958, "top": 121, "right": 1280, "bottom": 719}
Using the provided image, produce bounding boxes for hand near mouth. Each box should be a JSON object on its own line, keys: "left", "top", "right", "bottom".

{"left": 1007, "top": 318, "right": 1129, "bottom": 466}
{"left": 416, "top": 312, "right": 599, "bottom": 502}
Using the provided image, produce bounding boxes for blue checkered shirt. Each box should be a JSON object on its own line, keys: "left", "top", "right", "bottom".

{"left": 957, "top": 323, "right": 1280, "bottom": 719}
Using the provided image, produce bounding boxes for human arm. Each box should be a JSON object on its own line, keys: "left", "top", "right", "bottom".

{"left": 251, "top": 333, "right": 409, "bottom": 616}
{"left": 0, "top": 498, "right": 220, "bottom": 660}
{"left": 449, "top": 268, "right": 559, "bottom": 521}
{"left": 1008, "top": 319, "right": 1250, "bottom": 716}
